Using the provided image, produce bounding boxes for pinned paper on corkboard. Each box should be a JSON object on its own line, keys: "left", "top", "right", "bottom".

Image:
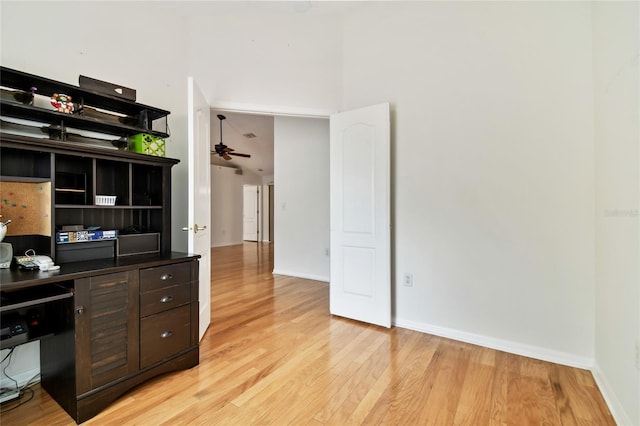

{"left": 0, "top": 181, "right": 51, "bottom": 236}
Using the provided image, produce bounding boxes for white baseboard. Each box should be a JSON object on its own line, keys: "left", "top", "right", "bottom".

{"left": 393, "top": 317, "right": 593, "bottom": 370}
{"left": 0, "top": 367, "right": 40, "bottom": 390}
{"left": 210, "top": 240, "right": 243, "bottom": 248}
{"left": 591, "top": 363, "right": 634, "bottom": 426}
{"left": 272, "top": 269, "right": 329, "bottom": 283}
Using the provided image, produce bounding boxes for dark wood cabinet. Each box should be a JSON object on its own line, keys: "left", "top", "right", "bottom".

{"left": 29, "top": 257, "right": 200, "bottom": 424}
{"left": 74, "top": 271, "right": 140, "bottom": 394}
{"left": 0, "top": 67, "right": 199, "bottom": 424}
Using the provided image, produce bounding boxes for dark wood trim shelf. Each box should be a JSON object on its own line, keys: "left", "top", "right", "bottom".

{"left": 0, "top": 175, "right": 51, "bottom": 182}
{"left": 0, "top": 133, "right": 178, "bottom": 166}
{"left": 55, "top": 205, "right": 163, "bottom": 209}
{"left": 1, "top": 102, "right": 170, "bottom": 139}
{"left": 1, "top": 66, "right": 169, "bottom": 121}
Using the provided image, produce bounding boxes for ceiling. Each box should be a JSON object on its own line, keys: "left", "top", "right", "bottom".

{"left": 210, "top": 110, "right": 274, "bottom": 178}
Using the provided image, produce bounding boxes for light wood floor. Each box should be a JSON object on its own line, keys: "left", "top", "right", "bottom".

{"left": 2, "top": 242, "right": 614, "bottom": 425}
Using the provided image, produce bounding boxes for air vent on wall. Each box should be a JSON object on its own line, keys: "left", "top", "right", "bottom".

{"left": 243, "top": 132, "right": 257, "bottom": 139}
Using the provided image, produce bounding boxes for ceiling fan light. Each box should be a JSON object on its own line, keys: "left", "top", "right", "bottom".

{"left": 214, "top": 113, "right": 251, "bottom": 160}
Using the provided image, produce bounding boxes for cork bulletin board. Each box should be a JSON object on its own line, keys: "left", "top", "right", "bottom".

{"left": 0, "top": 181, "right": 51, "bottom": 236}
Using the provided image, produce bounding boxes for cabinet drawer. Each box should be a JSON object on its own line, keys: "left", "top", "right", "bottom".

{"left": 140, "top": 283, "right": 191, "bottom": 317}
{"left": 140, "top": 262, "right": 191, "bottom": 292}
{"left": 140, "top": 305, "right": 191, "bottom": 369}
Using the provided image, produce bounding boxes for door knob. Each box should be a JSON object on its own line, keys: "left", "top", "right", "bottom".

{"left": 182, "top": 224, "right": 207, "bottom": 234}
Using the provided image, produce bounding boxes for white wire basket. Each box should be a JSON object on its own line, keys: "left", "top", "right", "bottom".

{"left": 95, "top": 195, "right": 117, "bottom": 206}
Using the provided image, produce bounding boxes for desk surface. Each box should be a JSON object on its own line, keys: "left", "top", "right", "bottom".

{"left": 0, "top": 252, "right": 200, "bottom": 291}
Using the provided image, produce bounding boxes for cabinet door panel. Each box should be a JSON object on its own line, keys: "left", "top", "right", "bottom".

{"left": 75, "top": 271, "right": 139, "bottom": 394}
{"left": 140, "top": 283, "right": 191, "bottom": 317}
{"left": 140, "top": 305, "right": 190, "bottom": 369}
{"left": 139, "top": 263, "right": 191, "bottom": 292}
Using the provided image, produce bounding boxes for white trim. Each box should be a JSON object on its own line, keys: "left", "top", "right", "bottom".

{"left": 186, "top": 77, "right": 196, "bottom": 252}
{"left": 211, "top": 240, "right": 243, "bottom": 248}
{"left": 394, "top": 317, "right": 593, "bottom": 370}
{"left": 272, "top": 269, "right": 329, "bottom": 283}
{"left": 210, "top": 99, "right": 333, "bottom": 119}
{"left": 592, "top": 364, "right": 634, "bottom": 426}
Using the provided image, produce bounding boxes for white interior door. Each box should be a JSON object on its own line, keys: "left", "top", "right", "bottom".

{"left": 330, "top": 103, "right": 391, "bottom": 328}
{"left": 187, "top": 77, "right": 211, "bottom": 340}
{"left": 243, "top": 185, "right": 259, "bottom": 241}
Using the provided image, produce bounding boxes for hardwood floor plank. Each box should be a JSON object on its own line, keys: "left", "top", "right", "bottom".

{"left": 0, "top": 242, "right": 616, "bottom": 426}
{"left": 360, "top": 331, "right": 437, "bottom": 425}
{"left": 453, "top": 361, "right": 495, "bottom": 425}
{"left": 415, "top": 340, "right": 472, "bottom": 425}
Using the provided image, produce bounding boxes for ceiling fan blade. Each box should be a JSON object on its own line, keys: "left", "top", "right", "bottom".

{"left": 224, "top": 147, "right": 234, "bottom": 152}
{"left": 223, "top": 154, "right": 232, "bottom": 161}
{"left": 229, "top": 152, "right": 251, "bottom": 158}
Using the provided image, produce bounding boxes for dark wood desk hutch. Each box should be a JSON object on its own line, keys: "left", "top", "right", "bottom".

{"left": 0, "top": 67, "right": 199, "bottom": 423}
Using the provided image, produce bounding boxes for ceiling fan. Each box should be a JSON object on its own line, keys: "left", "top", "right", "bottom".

{"left": 212, "top": 114, "right": 251, "bottom": 160}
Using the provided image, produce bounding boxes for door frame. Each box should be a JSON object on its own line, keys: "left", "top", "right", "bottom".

{"left": 210, "top": 103, "right": 333, "bottom": 250}
{"left": 204, "top": 104, "right": 395, "bottom": 329}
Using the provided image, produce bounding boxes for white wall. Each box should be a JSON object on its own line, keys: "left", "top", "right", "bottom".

{"left": 273, "top": 116, "right": 330, "bottom": 281}
{"left": 341, "top": 2, "right": 596, "bottom": 365}
{"left": 185, "top": 2, "right": 343, "bottom": 115}
{"left": 592, "top": 3, "right": 640, "bottom": 425}
{"left": 210, "top": 165, "right": 244, "bottom": 247}
{"left": 210, "top": 165, "right": 262, "bottom": 247}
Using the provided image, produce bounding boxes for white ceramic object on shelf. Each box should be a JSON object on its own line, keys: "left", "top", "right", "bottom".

{"left": 0, "top": 219, "right": 10, "bottom": 242}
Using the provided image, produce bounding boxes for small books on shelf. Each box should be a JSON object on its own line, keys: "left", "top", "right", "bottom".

{"left": 56, "top": 229, "right": 118, "bottom": 244}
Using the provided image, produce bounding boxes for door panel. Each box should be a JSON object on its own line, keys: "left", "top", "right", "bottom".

{"left": 187, "top": 77, "right": 211, "bottom": 340}
{"left": 342, "top": 125, "right": 375, "bottom": 234}
{"left": 243, "top": 185, "right": 259, "bottom": 241}
{"left": 330, "top": 103, "right": 391, "bottom": 328}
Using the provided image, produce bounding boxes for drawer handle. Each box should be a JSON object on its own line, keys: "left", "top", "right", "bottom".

{"left": 160, "top": 273, "right": 173, "bottom": 281}
{"left": 160, "top": 330, "right": 173, "bottom": 339}
{"left": 160, "top": 295, "right": 173, "bottom": 303}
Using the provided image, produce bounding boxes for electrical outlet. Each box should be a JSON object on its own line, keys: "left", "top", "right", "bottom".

{"left": 403, "top": 272, "right": 413, "bottom": 287}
